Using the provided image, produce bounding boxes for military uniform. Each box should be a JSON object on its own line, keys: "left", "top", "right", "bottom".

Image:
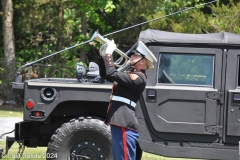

{"left": 99, "top": 40, "right": 157, "bottom": 160}
{"left": 102, "top": 54, "right": 147, "bottom": 131}
{"left": 99, "top": 54, "right": 146, "bottom": 160}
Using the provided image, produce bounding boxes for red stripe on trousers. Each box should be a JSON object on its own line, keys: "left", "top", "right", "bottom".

{"left": 122, "top": 127, "right": 128, "bottom": 160}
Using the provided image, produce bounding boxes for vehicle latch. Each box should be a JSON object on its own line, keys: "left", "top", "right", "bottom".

{"left": 206, "top": 91, "right": 223, "bottom": 102}
{"left": 205, "top": 125, "right": 222, "bottom": 134}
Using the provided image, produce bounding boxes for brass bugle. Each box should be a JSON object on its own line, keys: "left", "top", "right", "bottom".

{"left": 90, "top": 31, "right": 130, "bottom": 68}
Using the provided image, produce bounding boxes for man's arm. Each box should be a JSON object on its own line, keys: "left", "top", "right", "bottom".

{"left": 98, "top": 56, "right": 113, "bottom": 83}
{"left": 103, "top": 53, "right": 145, "bottom": 91}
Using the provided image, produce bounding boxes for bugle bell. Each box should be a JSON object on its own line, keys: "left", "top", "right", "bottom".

{"left": 90, "top": 31, "right": 130, "bottom": 69}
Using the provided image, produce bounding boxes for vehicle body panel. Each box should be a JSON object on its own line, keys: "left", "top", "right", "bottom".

{"left": 8, "top": 29, "right": 240, "bottom": 160}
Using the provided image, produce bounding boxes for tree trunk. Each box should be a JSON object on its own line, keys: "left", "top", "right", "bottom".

{"left": 49, "top": 2, "right": 64, "bottom": 77}
{"left": 1, "top": 0, "right": 15, "bottom": 100}
{"left": 79, "top": 13, "right": 87, "bottom": 63}
{"left": 55, "top": 3, "right": 63, "bottom": 52}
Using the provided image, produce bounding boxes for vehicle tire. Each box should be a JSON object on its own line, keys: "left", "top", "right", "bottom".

{"left": 46, "top": 117, "right": 112, "bottom": 160}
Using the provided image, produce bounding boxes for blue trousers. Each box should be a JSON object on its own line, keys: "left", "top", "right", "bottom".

{"left": 110, "top": 125, "right": 139, "bottom": 160}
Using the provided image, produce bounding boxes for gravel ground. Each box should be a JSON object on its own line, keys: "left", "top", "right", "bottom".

{"left": 0, "top": 117, "right": 22, "bottom": 140}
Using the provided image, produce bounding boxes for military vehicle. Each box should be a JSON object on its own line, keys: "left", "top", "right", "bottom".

{"left": 1, "top": 29, "right": 240, "bottom": 160}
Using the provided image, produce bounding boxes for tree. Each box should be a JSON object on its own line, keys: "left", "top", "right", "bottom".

{"left": 1, "top": 0, "right": 15, "bottom": 100}
{"left": 210, "top": 0, "right": 240, "bottom": 33}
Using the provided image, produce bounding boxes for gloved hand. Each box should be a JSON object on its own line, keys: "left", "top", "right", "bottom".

{"left": 105, "top": 39, "right": 116, "bottom": 55}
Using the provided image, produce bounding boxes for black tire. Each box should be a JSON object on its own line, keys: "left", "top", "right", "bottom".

{"left": 47, "top": 117, "right": 112, "bottom": 160}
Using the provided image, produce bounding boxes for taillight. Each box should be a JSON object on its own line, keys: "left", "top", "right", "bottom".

{"left": 30, "top": 111, "right": 45, "bottom": 118}
{"left": 26, "top": 100, "right": 34, "bottom": 110}
{"left": 35, "top": 111, "right": 41, "bottom": 117}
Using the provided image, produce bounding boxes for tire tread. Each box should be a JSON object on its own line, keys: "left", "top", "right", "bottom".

{"left": 47, "top": 116, "right": 111, "bottom": 160}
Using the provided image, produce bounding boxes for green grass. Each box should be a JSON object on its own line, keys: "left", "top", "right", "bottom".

{"left": 0, "top": 109, "right": 199, "bottom": 160}
{"left": 0, "top": 141, "right": 47, "bottom": 160}
{"left": 0, "top": 141, "right": 198, "bottom": 160}
{"left": 0, "top": 110, "right": 23, "bottom": 118}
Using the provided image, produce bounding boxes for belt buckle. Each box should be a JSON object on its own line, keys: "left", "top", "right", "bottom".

{"left": 110, "top": 95, "right": 113, "bottom": 100}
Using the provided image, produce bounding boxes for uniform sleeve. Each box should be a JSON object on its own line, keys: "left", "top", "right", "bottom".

{"left": 98, "top": 56, "right": 114, "bottom": 83}
{"left": 102, "top": 54, "right": 144, "bottom": 90}
{"left": 98, "top": 56, "right": 106, "bottom": 78}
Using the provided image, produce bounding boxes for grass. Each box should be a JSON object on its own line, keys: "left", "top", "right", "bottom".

{"left": 0, "top": 108, "right": 199, "bottom": 160}
{"left": 0, "top": 141, "right": 47, "bottom": 160}
{"left": 0, "top": 110, "right": 23, "bottom": 118}
{"left": 0, "top": 141, "right": 198, "bottom": 160}
{"left": 0, "top": 105, "right": 23, "bottom": 118}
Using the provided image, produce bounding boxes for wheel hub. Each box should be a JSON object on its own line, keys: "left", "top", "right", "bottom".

{"left": 70, "top": 140, "right": 105, "bottom": 160}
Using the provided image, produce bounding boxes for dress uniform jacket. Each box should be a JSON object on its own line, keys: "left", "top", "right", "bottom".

{"left": 99, "top": 54, "right": 147, "bottom": 131}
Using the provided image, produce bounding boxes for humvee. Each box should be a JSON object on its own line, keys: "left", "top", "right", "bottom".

{"left": 1, "top": 29, "right": 240, "bottom": 160}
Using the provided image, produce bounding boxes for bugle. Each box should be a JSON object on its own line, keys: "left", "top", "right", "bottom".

{"left": 90, "top": 31, "right": 130, "bottom": 69}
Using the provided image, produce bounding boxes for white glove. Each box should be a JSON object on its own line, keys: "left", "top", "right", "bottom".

{"left": 105, "top": 39, "right": 116, "bottom": 55}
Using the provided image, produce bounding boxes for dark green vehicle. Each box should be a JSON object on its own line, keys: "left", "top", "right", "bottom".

{"left": 1, "top": 29, "right": 240, "bottom": 160}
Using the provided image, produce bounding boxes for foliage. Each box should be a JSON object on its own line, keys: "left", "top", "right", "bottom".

{"left": 210, "top": 0, "right": 240, "bottom": 33}
{"left": 147, "top": 0, "right": 212, "bottom": 33}
{"left": 112, "top": 0, "right": 165, "bottom": 46}
{"left": 0, "top": 65, "right": 4, "bottom": 85}
{"left": 1, "top": 0, "right": 240, "bottom": 82}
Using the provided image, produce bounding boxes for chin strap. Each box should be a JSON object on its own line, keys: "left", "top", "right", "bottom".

{"left": 129, "top": 57, "right": 145, "bottom": 71}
